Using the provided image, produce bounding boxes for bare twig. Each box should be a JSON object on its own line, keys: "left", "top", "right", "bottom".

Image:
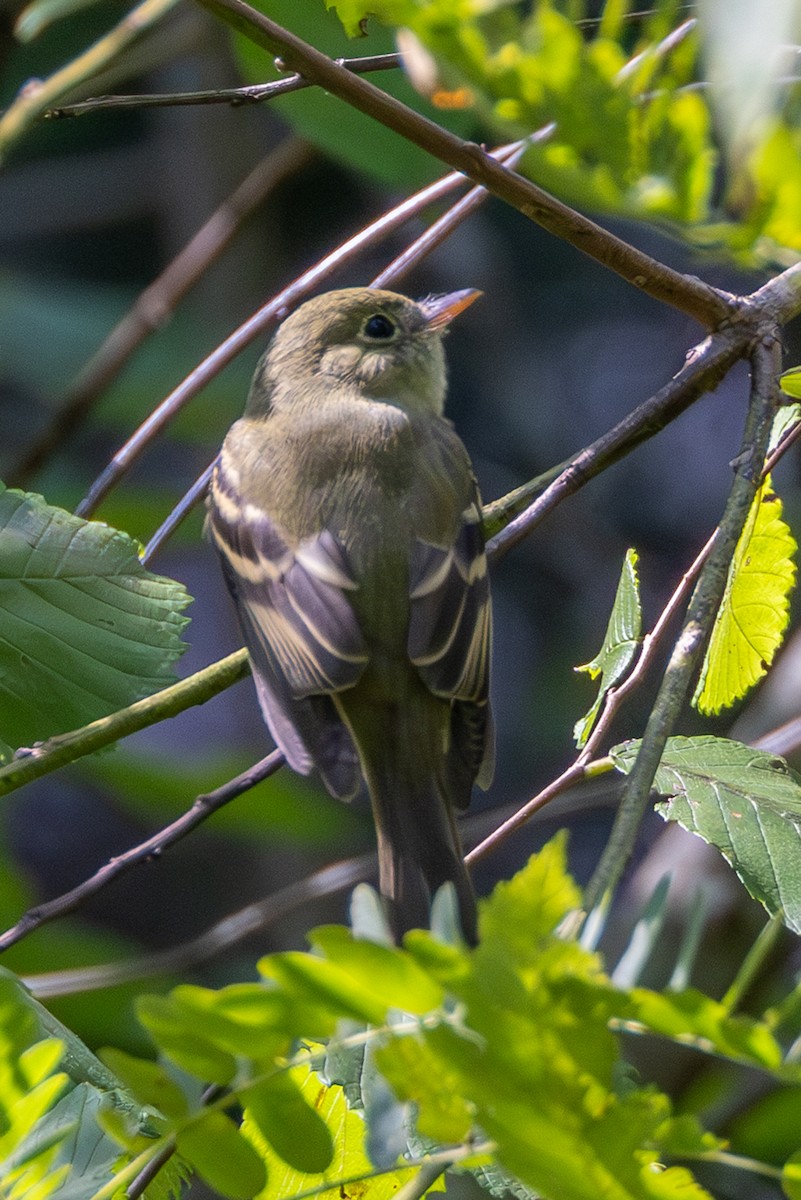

{"left": 0, "top": 751, "right": 282, "bottom": 952}
{"left": 45, "top": 52, "right": 402, "bottom": 117}
{"left": 11, "top": 137, "right": 315, "bottom": 487}
{"left": 0, "top": 0, "right": 179, "bottom": 160}
{"left": 25, "top": 856, "right": 372, "bottom": 995}
{"left": 486, "top": 326, "right": 746, "bottom": 560}
{"left": 194, "top": 0, "right": 733, "bottom": 329}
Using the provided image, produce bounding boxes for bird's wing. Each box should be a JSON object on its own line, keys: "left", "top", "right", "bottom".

{"left": 208, "top": 462, "right": 367, "bottom": 798}
{"left": 408, "top": 496, "right": 494, "bottom": 799}
{"left": 408, "top": 497, "right": 491, "bottom": 702}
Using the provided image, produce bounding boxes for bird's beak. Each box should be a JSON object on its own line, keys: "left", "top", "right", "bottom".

{"left": 420, "top": 288, "right": 483, "bottom": 330}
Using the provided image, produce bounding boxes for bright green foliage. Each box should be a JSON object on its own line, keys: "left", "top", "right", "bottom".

{"left": 327, "top": 0, "right": 716, "bottom": 224}
{"left": 176, "top": 1112, "right": 267, "bottom": 1200}
{"left": 0, "top": 970, "right": 183, "bottom": 1200}
{"left": 8, "top": 841, "right": 801, "bottom": 1198}
{"left": 574, "top": 548, "right": 641, "bottom": 746}
{"left": 612, "top": 736, "right": 801, "bottom": 934}
{"left": 0, "top": 484, "right": 191, "bottom": 761}
{"left": 242, "top": 1051, "right": 427, "bottom": 1200}
{"left": 694, "top": 476, "right": 797, "bottom": 715}
{"left": 319, "top": 0, "right": 801, "bottom": 260}
{"left": 781, "top": 368, "right": 801, "bottom": 400}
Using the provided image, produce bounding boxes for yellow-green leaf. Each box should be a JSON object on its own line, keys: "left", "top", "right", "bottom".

{"left": 243, "top": 1051, "right": 429, "bottom": 1200}
{"left": 694, "top": 476, "right": 796, "bottom": 715}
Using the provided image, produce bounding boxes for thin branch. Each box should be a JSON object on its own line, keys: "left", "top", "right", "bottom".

{"left": 142, "top": 462, "right": 215, "bottom": 563}
{"left": 0, "top": 650, "right": 250, "bottom": 799}
{"left": 45, "top": 52, "right": 402, "bottom": 117}
{"left": 193, "top": 0, "right": 732, "bottom": 329}
{"left": 0, "top": 0, "right": 179, "bottom": 161}
{"left": 577, "top": 531, "right": 716, "bottom": 763}
{"left": 74, "top": 141, "right": 521, "bottom": 518}
{"left": 0, "top": 751, "right": 283, "bottom": 952}
{"left": 26, "top": 855, "right": 373, "bottom": 995}
{"left": 486, "top": 325, "right": 747, "bottom": 560}
{"left": 10, "top": 136, "right": 315, "bottom": 487}
{"left": 582, "top": 332, "right": 783, "bottom": 915}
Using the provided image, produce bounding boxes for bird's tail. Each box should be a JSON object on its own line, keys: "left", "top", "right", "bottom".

{"left": 359, "top": 715, "right": 477, "bottom": 945}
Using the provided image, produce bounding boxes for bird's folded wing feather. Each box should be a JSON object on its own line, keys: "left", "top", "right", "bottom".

{"left": 209, "top": 472, "right": 368, "bottom": 699}
{"left": 408, "top": 499, "right": 491, "bottom": 703}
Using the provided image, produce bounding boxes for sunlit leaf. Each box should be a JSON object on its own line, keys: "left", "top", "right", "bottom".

{"left": 244, "top": 1052, "right": 423, "bottom": 1200}
{"left": 693, "top": 475, "right": 796, "bottom": 715}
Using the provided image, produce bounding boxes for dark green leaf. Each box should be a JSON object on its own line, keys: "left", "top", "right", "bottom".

{"left": 0, "top": 484, "right": 191, "bottom": 760}
{"left": 176, "top": 1111, "right": 267, "bottom": 1200}
{"left": 612, "top": 736, "right": 801, "bottom": 934}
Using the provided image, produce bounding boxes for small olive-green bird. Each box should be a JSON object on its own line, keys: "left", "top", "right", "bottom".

{"left": 207, "top": 287, "right": 493, "bottom": 944}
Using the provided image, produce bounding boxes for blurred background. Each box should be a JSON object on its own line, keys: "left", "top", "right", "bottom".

{"left": 1, "top": 5, "right": 801, "bottom": 1189}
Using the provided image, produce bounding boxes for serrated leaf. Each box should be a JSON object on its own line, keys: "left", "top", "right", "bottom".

{"left": 0, "top": 484, "right": 191, "bottom": 760}
{"left": 693, "top": 476, "right": 796, "bottom": 715}
{"left": 574, "top": 549, "right": 641, "bottom": 746}
{"left": 176, "top": 1111, "right": 267, "bottom": 1200}
{"left": 612, "top": 736, "right": 801, "bottom": 934}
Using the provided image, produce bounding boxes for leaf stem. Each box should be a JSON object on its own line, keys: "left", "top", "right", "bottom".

{"left": 720, "top": 912, "right": 785, "bottom": 1014}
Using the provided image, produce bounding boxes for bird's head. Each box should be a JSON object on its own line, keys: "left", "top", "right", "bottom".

{"left": 247, "top": 287, "right": 481, "bottom": 417}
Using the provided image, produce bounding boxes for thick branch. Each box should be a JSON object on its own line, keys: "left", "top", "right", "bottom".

{"left": 192, "top": 0, "right": 732, "bottom": 330}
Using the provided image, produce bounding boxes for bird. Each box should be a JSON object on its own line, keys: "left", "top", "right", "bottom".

{"left": 207, "top": 287, "right": 493, "bottom": 944}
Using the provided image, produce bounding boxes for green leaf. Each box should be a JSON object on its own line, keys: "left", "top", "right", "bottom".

{"left": 308, "top": 926, "right": 445, "bottom": 1014}
{"left": 612, "top": 736, "right": 801, "bottom": 934}
{"left": 780, "top": 368, "right": 801, "bottom": 400}
{"left": 98, "top": 1049, "right": 190, "bottom": 1121}
{"left": 574, "top": 548, "right": 641, "bottom": 746}
{"left": 0, "top": 970, "right": 179, "bottom": 1200}
{"left": 323, "top": 0, "right": 368, "bottom": 38}
{"left": 136, "top": 995, "right": 238, "bottom": 1086}
{"left": 244, "top": 1072, "right": 333, "bottom": 1173}
{"left": 620, "top": 986, "right": 783, "bottom": 1069}
{"left": 176, "top": 1111, "right": 267, "bottom": 1200}
{"left": 0, "top": 484, "right": 191, "bottom": 760}
{"left": 784, "top": 1151, "right": 801, "bottom": 1200}
{"left": 242, "top": 1053, "right": 422, "bottom": 1200}
{"left": 693, "top": 476, "right": 797, "bottom": 714}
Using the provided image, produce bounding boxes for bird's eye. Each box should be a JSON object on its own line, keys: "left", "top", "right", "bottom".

{"left": 363, "top": 314, "right": 396, "bottom": 340}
